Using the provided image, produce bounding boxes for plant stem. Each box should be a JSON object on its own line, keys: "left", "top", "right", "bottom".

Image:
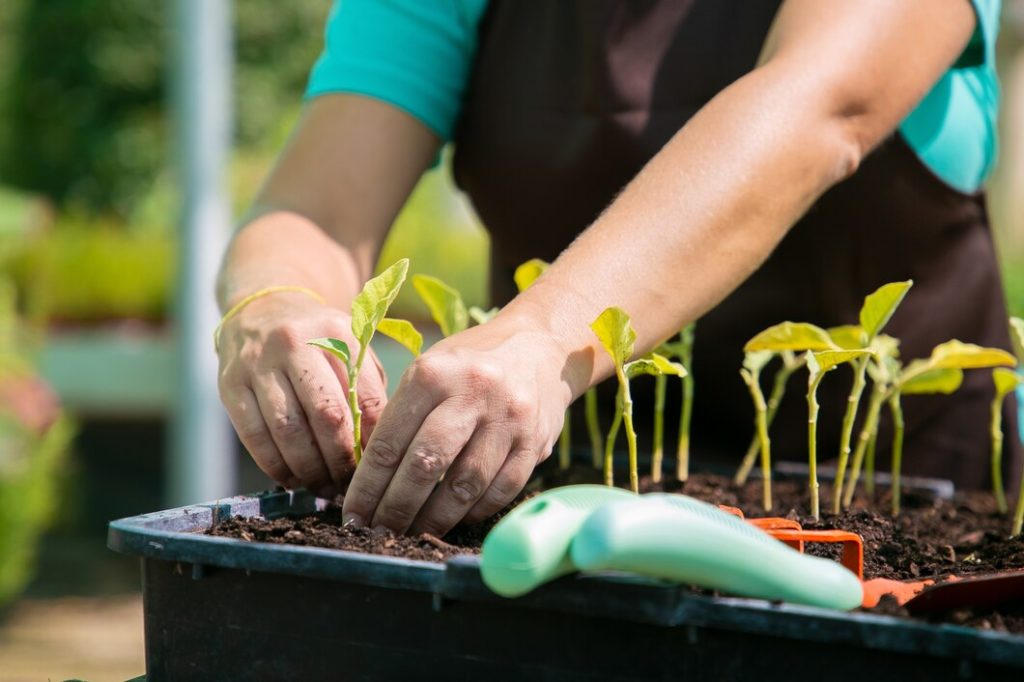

{"left": 843, "top": 382, "right": 885, "bottom": 508}
{"left": 558, "top": 408, "right": 571, "bottom": 470}
{"left": 1013, "top": 461, "right": 1024, "bottom": 536}
{"left": 865, "top": 419, "right": 879, "bottom": 497}
{"left": 652, "top": 374, "right": 666, "bottom": 483}
{"left": 734, "top": 360, "right": 795, "bottom": 485}
{"left": 604, "top": 396, "right": 623, "bottom": 487}
{"left": 585, "top": 387, "right": 603, "bottom": 469}
{"left": 833, "top": 357, "right": 868, "bottom": 514}
{"left": 991, "top": 393, "right": 1008, "bottom": 513}
{"left": 889, "top": 393, "right": 905, "bottom": 516}
{"left": 622, "top": 377, "right": 640, "bottom": 493}
{"left": 349, "top": 344, "right": 370, "bottom": 464}
{"left": 677, "top": 366, "right": 694, "bottom": 482}
{"left": 807, "top": 376, "right": 824, "bottom": 520}
{"left": 742, "top": 369, "right": 771, "bottom": 510}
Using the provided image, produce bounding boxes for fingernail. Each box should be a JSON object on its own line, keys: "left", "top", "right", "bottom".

{"left": 342, "top": 513, "right": 364, "bottom": 528}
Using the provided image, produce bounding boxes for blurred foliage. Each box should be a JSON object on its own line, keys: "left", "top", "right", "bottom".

{"left": 1003, "top": 255, "right": 1024, "bottom": 319}
{"left": 0, "top": 0, "right": 330, "bottom": 220}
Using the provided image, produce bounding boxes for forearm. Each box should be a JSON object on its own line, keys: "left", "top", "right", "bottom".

{"left": 501, "top": 0, "right": 973, "bottom": 396}
{"left": 216, "top": 95, "right": 439, "bottom": 311}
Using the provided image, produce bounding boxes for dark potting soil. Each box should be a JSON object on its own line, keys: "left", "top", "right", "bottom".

{"left": 207, "top": 470, "right": 1024, "bottom": 634}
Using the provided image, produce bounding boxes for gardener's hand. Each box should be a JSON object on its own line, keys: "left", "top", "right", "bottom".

{"left": 217, "top": 292, "right": 388, "bottom": 498}
{"left": 342, "top": 314, "right": 577, "bottom": 535}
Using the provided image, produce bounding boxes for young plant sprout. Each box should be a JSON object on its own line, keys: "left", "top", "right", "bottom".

{"left": 307, "top": 259, "right": 420, "bottom": 463}
{"left": 468, "top": 306, "right": 499, "bottom": 325}
{"left": 830, "top": 281, "right": 912, "bottom": 514}
{"left": 805, "top": 349, "right": 870, "bottom": 519}
{"left": 648, "top": 323, "right": 694, "bottom": 484}
{"left": 1009, "top": 317, "right": 1024, "bottom": 535}
{"left": 734, "top": 350, "right": 805, "bottom": 485}
{"left": 885, "top": 340, "right": 1016, "bottom": 514}
{"left": 412, "top": 274, "right": 469, "bottom": 337}
{"left": 591, "top": 307, "right": 685, "bottom": 492}
{"left": 742, "top": 321, "right": 838, "bottom": 510}
{"left": 990, "top": 367, "right": 1022, "bottom": 513}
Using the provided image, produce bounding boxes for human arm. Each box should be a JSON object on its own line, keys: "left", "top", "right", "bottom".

{"left": 216, "top": 94, "right": 438, "bottom": 497}
{"left": 344, "top": 0, "right": 978, "bottom": 532}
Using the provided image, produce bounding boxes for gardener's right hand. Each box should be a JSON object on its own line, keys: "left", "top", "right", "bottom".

{"left": 216, "top": 291, "right": 388, "bottom": 498}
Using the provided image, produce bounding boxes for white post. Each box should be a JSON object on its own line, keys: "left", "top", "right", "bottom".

{"left": 169, "top": 0, "right": 235, "bottom": 505}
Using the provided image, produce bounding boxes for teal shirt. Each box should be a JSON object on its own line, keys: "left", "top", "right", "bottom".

{"left": 307, "top": 0, "right": 1001, "bottom": 193}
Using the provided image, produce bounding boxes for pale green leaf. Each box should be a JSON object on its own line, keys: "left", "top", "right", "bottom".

{"left": 307, "top": 337, "right": 351, "bottom": 370}
{"left": 810, "top": 349, "right": 870, "bottom": 374}
{"left": 993, "top": 367, "right": 1023, "bottom": 398}
{"left": 513, "top": 258, "right": 549, "bottom": 293}
{"left": 744, "top": 322, "right": 835, "bottom": 353}
{"left": 870, "top": 334, "right": 900, "bottom": 360}
{"left": 743, "top": 350, "right": 774, "bottom": 374}
{"left": 468, "top": 306, "right": 500, "bottom": 325}
{"left": 590, "top": 307, "right": 636, "bottom": 367}
{"left": 828, "top": 325, "right": 867, "bottom": 350}
{"left": 927, "top": 340, "right": 1016, "bottom": 371}
{"left": 805, "top": 350, "right": 820, "bottom": 377}
{"left": 626, "top": 352, "right": 686, "bottom": 380}
{"left": 412, "top": 274, "right": 468, "bottom": 337}
{"left": 376, "top": 318, "right": 423, "bottom": 357}
{"left": 351, "top": 259, "right": 410, "bottom": 346}
{"left": 901, "top": 367, "right": 964, "bottom": 395}
{"left": 859, "top": 280, "right": 912, "bottom": 339}
{"left": 1010, "top": 317, "right": 1024, "bottom": 363}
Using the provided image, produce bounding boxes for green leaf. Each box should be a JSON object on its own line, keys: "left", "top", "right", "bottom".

{"left": 859, "top": 280, "right": 912, "bottom": 339}
{"left": 901, "top": 367, "right": 964, "bottom": 395}
{"left": 376, "top": 318, "right": 423, "bottom": 357}
{"left": 626, "top": 352, "right": 686, "bottom": 380}
{"left": 1010, "top": 317, "right": 1024, "bottom": 363}
{"left": 744, "top": 322, "right": 835, "bottom": 353}
{"left": 307, "top": 337, "right": 352, "bottom": 370}
{"left": 994, "top": 367, "right": 1023, "bottom": 398}
{"left": 743, "top": 350, "right": 774, "bottom": 374}
{"left": 828, "top": 325, "right": 867, "bottom": 350}
{"left": 412, "top": 274, "right": 468, "bottom": 337}
{"left": 469, "top": 306, "right": 499, "bottom": 325}
{"left": 513, "top": 258, "right": 549, "bottom": 293}
{"left": 809, "top": 349, "right": 870, "bottom": 375}
{"left": 591, "top": 307, "right": 636, "bottom": 367}
{"left": 351, "top": 259, "right": 410, "bottom": 347}
{"left": 927, "top": 340, "right": 1016, "bottom": 371}
{"left": 870, "top": 333, "right": 900, "bottom": 359}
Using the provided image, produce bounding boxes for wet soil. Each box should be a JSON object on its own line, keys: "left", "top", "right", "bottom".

{"left": 208, "top": 468, "right": 1024, "bottom": 635}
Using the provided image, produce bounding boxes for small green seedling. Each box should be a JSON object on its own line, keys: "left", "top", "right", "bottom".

{"left": 991, "top": 368, "right": 1022, "bottom": 514}
{"left": 742, "top": 321, "right": 838, "bottom": 510}
{"left": 468, "top": 306, "right": 499, "bottom": 325}
{"left": 649, "top": 323, "right": 695, "bottom": 484}
{"left": 733, "top": 350, "right": 805, "bottom": 486}
{"left": 1009, "top": 317, "right": 1024, "bottom": 536}
{"left": 805, "top": 349, "right": 870, "bottom": 519}
{"left": 829, "top": 281, "right": 911, "bottom": 514}
{"left": 308, "top": 259, "right": 419, "bottom": 463}
{"left": 885, "top": 340, "right": 1017, "bottom": 514}
{"left": 591, "top": 307, "right": 685, "bottom": 492}
{"left": 412, "top": 274, "right": 469, "bottom": 337}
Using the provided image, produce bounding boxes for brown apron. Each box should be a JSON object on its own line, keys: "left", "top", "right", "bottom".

{"left": 452, "top": 0, "right": 1022, "bottom": 490}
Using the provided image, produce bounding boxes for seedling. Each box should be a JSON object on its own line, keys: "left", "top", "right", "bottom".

{"left": 734, "top": 350, "right": 805, "bottom": 485}
{"left": 412, "top": 274, "right": 469, "bottom": 337}
{"left": 1002, "top": 316, "right": 1024, "bottom": 533}
{"left": 743, "top": 321, "right": 838, "bottom": 510}
{"left": 991, "top": 368, "right": 1022, "bottom": 514}
{"left": 649, "top": 323, "right": 695, "bottom": 484}
{"left": 308, "top": 259, "right": 420, "bottom": 463}
{"left": 591, "top": 307, "right": 685, "bottom": 492}
{"left": 468, "top": 306, "right": 499, "bottom": 325}
{"left": 885, "top": 340, "right": 1017, "bottom": 514}
{"left": 806, "top": 282, "right": 911, "bottom": 514}
{"left": 805, "top": 349, "right": 870, "bottom": 519}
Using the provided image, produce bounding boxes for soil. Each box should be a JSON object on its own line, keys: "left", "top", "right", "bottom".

{"left": 208, "top": 468, "right": 1024, "bottom": 635}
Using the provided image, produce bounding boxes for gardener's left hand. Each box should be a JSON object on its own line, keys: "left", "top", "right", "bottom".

{"left": 341, "top": 312, "right": 580, "bottom": 535}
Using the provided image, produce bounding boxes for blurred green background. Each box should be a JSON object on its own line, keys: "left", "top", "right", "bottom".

{"left": 0, "top": 1, "right": 1022, "bottom": 678}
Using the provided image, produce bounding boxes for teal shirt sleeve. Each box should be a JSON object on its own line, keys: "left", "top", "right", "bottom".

{"left": 305, "top": 0, "right": 488, "bottom": 141}
{"left": 899, "top": 0, "right": 1000, "bottom": 193}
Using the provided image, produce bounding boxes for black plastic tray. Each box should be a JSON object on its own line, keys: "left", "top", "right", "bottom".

{"left": 109, "top": 489, "right": 1023, "bottom": 681}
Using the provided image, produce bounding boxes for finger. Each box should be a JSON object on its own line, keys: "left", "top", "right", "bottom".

{"left": 222, "top": 385, "right": 299, "bottom": 488}
{"left": 464, "top": 444, "right": 541, "bottom": 524}
{"left": 355, "top": 352, "right": 388, "bottom": 448}
{"left": 369, "top": 403, "right": 478, "bottom": 532}
{"left": 342, "top": 365, "right": 444, "bottom": 526}
{"left": 409, "top": 423, "right": 513, "bottom": 536}
{"left": 286, "top": 355, "right": 355, "bottom": 490}
{"left": 253, "top": 371, "right": 337, "bottom": 497}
